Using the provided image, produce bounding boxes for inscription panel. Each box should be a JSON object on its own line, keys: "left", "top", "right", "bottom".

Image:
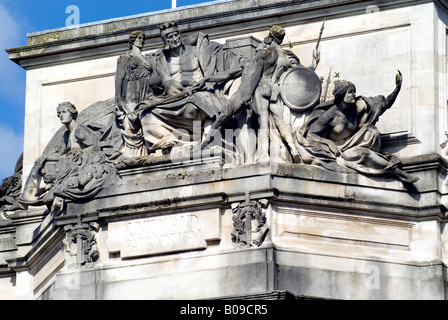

{"left": 107, "top": 209, "right": 220, "bottom": 258}
{"left": 275, "top": 207, "right": 413, "bottom": 250}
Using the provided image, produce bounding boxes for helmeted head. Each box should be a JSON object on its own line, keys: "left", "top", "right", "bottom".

{"left": 268, "top": 25, "right": 286, "bottom": 45}
{"left": 159, "top": 21, "right": 182, "bottom": 50}
{"left": 333, "top": 80, "right": 357, "bottom": 104}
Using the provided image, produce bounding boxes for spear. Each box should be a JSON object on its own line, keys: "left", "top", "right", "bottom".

{"left": 315, "top": 17, "right": 326, "bottom": 53}
{"left": 312, "top": 17, "right": 326, "bottom": 70}
{"left": 323, "top": 66, "right": 332, "bottom": 102}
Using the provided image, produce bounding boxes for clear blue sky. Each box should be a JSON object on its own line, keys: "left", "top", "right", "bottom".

{"left": 0, "top": 0, "right": 211, "bottom": 181}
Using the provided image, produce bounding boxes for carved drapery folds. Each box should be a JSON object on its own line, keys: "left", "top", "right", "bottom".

{"left": 0, "top": 154, "right": 22, "bottom": 220}
{"left": 231, "top": 193, "right": 269, "bottom": 248}
{"left": 2, "top": 102, "right": 120, "bottom": 216}
{"left": 108, "top": 22, "right": 417, "bottom": 185}
{"left": 0, "top": 22, "right": 419, "bottom": 220}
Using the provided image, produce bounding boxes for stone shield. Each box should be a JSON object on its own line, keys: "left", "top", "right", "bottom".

{"left": 280, "top": 66, "right": 322, "bottom": 112}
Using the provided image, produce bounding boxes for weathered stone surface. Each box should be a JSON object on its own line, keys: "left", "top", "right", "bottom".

{"left": 2, "top": 0, "right": 448, "bottom": 301}
{"left": 107, "top": 209, "right": 220, "bottom": 258}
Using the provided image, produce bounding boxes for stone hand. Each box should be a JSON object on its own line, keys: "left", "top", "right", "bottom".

{"left": 313, "top": 49, "right": 320, "bottom": 65}
{"left": 190, "top": 78, "right": 207, "bottom": 93}
{"left": 396, "top": 70, "right": 403, "bottom": 87}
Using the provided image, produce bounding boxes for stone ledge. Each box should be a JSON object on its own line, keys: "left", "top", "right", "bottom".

{"left": 56, "top": 153, "right": 445, "bottom": 221}
{"left": 7, "top": 0, "right": 430, "bottom": 67}
{"left": 215, "top": 290, "right": 320, "bottom": 300}
{"left": 2, "top": 152, "right": 445, "bottom": 269}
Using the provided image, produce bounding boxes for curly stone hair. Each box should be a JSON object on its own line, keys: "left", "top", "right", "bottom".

{"left": 57, "top": 102, "right": 78, "bottom": 120}
{"left": 333, "top": 80, "right": 356, "bottom": 103}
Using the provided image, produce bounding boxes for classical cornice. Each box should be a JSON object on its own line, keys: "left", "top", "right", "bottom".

{"left": 6, "top": 0, "right": 438, "bottom": 69}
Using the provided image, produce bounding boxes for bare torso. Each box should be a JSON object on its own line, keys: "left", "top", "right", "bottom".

{"left": 165, "top": 46, "right": 204, "bottom": 87}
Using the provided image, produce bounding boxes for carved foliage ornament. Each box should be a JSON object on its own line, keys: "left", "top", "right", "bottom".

{"left": 63, "top": 218, "right": 100, "bottom": 270}
{"left": 231, "top": 192, "right": 269, "bottom": 248}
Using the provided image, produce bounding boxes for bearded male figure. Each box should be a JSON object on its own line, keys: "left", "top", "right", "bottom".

{"left": 138, "top": 21, "right": 253, "bottom": 154}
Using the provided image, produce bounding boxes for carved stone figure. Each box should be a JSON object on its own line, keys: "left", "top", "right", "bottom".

{"left": 1, "top": 23, "right": 420, "bottom": 223}
{"left": 115, "top": 30, "right": 164, "bottom": 157}
{"left": 250, "top": 26, "right": 304, "bottom": 163}
{"left": 441, "top": 132, "right": 448, "bottom": 160}
{"left": 0, "top": 154, "right": 22, "bottom": 220}
{"left": 3, "top": 102, "right": 117, "bottom": 214}
{"left": 0, "top": 154, "right": 22, "bottom": 207}
{"left": 202, "top": 26, "right": 321, "bottom": 164}
{"left": 299, "top": 71, "right": 419, "bottom": 184}
{"left": 137, "top": 21, "right": 251, "bottom": 154}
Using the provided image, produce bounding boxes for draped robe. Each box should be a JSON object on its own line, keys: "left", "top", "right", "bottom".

{"left": 301, "top": 95, "right": 402, "bottom": 175}
{"left": 139, "top": 32, "right": 248, "bottom": 152}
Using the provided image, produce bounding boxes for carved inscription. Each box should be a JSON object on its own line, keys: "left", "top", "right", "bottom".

{"left": 121, "top": 214, "right": 207, "bottom": 258}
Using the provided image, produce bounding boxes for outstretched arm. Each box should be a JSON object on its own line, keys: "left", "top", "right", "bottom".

{"left": 308, "top": 49, "right": 320, "bottom": 71}
{"left": 190, "top": 67, "right": 243, "bottom": 93}
{"left": 384, "top": 70, "right": 402, "bottom": 111}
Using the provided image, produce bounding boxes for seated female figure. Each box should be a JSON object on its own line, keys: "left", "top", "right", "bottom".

{"left": 300, "top": 71, "right": 418, "bottom": 184}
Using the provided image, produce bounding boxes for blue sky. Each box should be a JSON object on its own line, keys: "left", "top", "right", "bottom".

{"left": 0, "top": 0, "right": 211, "bottom": 181}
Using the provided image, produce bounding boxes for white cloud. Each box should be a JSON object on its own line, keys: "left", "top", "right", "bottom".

{"left": 0, "top": 125, "right": 23, "bottom": 181}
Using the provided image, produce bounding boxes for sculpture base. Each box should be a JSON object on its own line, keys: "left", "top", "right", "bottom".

{"left": 2, "top": 153, "right": 447, "bottom": 300}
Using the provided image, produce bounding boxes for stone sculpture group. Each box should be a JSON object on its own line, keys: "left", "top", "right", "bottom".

{"left": 1, "top": 21, "right": 418, "bottom": 217}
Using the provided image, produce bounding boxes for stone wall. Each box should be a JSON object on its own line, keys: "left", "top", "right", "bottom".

{"left": 2, "top": 0, "right": 448, "bottom": 300}
{"left": 8, "top": 0, "right": 448, "bottom": 183}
